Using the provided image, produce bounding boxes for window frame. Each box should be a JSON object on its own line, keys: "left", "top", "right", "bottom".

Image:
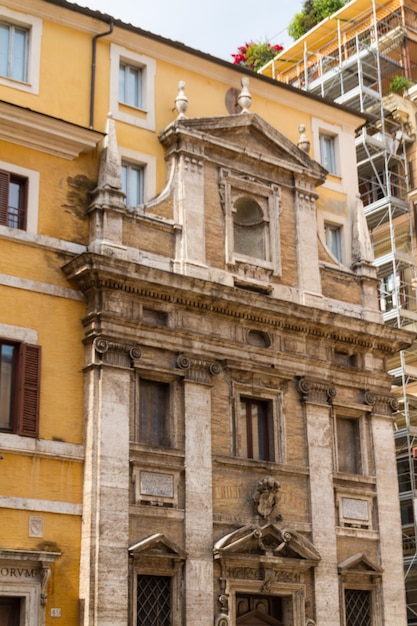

{"left": 232, "top": 381, "right": 284, "bottom": 464}
{"left": 232, "top": 196, "right": 270, "bottom": 264}
{"left": 119, "top": 147, "right": 156, "bottom": 205}
{"left": 119, "top": 62, "right": 142, "bottom": 109}
{"left": 341, "top": 584, "right": 380, "bottom": 626}
{"left": 121, "top": 160, "right": 144, "bottom": 207}
{"left": 132, "top": 370, "right": 179, "bottom": 449}
{"left": 325, "top": 221, "right": 343, "bottom": 262}
{"left": 0, "top": 161, "right": 39, "bottom": 234}
{"left": 135, "top": 574, "right": 171, "bottom": 626}
{"left": 0, "top": 338, "right": 41, "bottom": 438}
{"left": 220, "top": 168, "right": 282, "bottom": 279}
{"left": 110, "top": 44, "right": 156, "bottom": 131}
{"left": 0, "top": 20, "right": 28, "bottom": 82}
{"left": 129, "top": 535, "right": 185, "bottom": 626}
{"left": 238, "top": 396, "right": 273, "bottom": 462}
{"left": 333, "top": 412, "right": 369, "bottom": 476}
{"left": 0, "top": 7, "right": 42, "bottom": 94}
{"left": 0, "top": 169, "right": 28, "bottom": 229}
{"left": 319, "top": 132, "right": 338, "bottom": 175}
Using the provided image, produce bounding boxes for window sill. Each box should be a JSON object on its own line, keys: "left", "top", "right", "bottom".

{"left": 213, "top": 454, "right": 309, "bottom": 475}
{"left": 333, "top": 471, "right": 376, "bottom": 485}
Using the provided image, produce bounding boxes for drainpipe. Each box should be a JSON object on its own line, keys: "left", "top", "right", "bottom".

{"left": 90, "top": 20, "right": 114, "bottom": 129}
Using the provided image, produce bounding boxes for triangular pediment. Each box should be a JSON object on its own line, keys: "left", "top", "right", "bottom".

{"left": 214, "top": 524, "right": 320, "bottom": 562}
{"left": 160, "top": 113, "right": 326, "bottom": 184}
{"left": 129, "top": 533, "right": 186, "bottom": 560}
{"left": 338, "top": 553, "right": 383, "bottom": 575}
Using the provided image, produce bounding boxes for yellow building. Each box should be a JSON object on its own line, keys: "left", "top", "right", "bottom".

{"left": 0, "top": 0, "right": 413, "bottom": 624}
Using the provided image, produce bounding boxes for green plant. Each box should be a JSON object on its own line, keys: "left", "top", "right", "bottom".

{"left": 288, "top": 0, "right": 347, "bottom": 40}
{"left": 389, "top": 75, "right": 413, "bottom": 94}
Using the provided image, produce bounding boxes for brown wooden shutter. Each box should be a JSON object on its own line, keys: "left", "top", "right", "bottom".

{"left": 0, "top": 170, "right": 10, "bottom": 226}
{"left": 17, "top": 343, "right": 41, "bottom": 438}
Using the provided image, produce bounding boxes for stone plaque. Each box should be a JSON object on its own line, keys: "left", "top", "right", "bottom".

{"left": 342, "top": 497, "right": 369, "bottom": 521}
{"left": 140, "top": 471, "right": 174, "bottom": 498}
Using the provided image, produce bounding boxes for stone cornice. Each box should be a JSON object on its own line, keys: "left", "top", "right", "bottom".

{"left": 63, "top": 253, "right": 414, "bottom": 355}
{"left": 0, "top": 100, "right": 104, "bottom": 160}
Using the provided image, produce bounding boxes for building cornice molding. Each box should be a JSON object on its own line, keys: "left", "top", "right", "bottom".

{"left": 63, "top": 253, "right": 413, "bottom": 355}
{"left": 0, "top": 100, "right": 104, "bottom": 159}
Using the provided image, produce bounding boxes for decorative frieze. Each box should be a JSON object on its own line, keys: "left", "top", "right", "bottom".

{"left": 298, "top": 377, "right": 336, "bottom": 405}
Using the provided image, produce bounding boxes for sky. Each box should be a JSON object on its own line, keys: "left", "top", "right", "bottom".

{"left": 75, "top": 0, "right": 304, "bottom": 62}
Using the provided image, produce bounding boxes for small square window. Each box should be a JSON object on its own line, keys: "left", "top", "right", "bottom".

{"left": 319, "top": 133, "right": 337, "bottom": 175}
{"left": 0, "top": 21, "right": 28, "bottom": 82}
{"left": 239, "top": 397, "right": 272, "bottom": 461}
{"left": 0, "top": 170, "right": 27, "bottom": 229}
{"left": 325, "top": 223, "right": 342, "bottom": 262}
{"left": 119, "top": 62, "right": 143, "bottom": 109}
{"left": 121, "top": 162, "right": 144, "bottom": 207}
{"left": 138, "top": 379, "right": 170, "bottom": 447}
{"left": 336, "top": 417, "right": 361, "bottom": 474}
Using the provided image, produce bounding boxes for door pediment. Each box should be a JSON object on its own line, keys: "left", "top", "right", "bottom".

{"left": 214, "top": 524, "right": 320, "bottom": 564}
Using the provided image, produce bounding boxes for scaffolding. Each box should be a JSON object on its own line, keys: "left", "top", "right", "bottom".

{"left": 260, "top": 0, "right": 417, "bottom": 620}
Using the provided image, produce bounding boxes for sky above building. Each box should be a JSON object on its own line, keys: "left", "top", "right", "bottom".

{"left": 77, "top": 0, "right": 304, "bottom": 62}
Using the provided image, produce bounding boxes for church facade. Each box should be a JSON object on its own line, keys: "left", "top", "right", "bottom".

{"left": 0, "top": 0, "right": 412, "bottom": 624}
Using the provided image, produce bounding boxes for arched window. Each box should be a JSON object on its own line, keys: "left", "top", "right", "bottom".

{"left": 233, "top": 197, "right": 267, "bottom": 261}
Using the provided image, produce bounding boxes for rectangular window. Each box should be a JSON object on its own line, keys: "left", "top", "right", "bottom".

{"left": 0, "top": 339, "right": 41, "bottom": 437}
{"left": 137, "top": 575, "right": 171, "bottom": 626}
{"left": 139, "top": 379, "right": 169, "bottom": 447}
{"left": 325, "top": 223, "right": 342, "bottom": 262}
{"left": 119, "top": 62, "right": 142, "bottom": 109}
{"left": 0, "top": 21, "right": 28, "bottom": 82}
{"left": 121, "top": 162, "right": 144, "bottom": 206}
{"left": 344, "top": 589, "right": 371, "bottom": 626}
{"left": 239, "top": 397, "right": 272, "bottom": 461}
{"left": 336, "top": 417, "right": 361, "bottom": 474}
{"left": 319, "top": 133, "right": 337, "bottom": 175}
{"left": 0, "top": 169, "right": 27, "bottom": 229}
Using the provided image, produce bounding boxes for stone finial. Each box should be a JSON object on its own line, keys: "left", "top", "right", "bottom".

{"left": 297, "top": 124, "right": 310, "bottom": 153}
{"left": 175, "top": 81, "right": 188, "bottom": 119}
{"left": 97, "top": 114, "right": 122, "bottom": 190}
{"left": 238, "top": 77, "right": 252, "bottom": 113}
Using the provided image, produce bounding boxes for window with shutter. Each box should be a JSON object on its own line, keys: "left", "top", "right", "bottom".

{"left": 0, "top": 169, "right": 28, "bottom": 229}
{"left": 0, "top": 339, "right": 41, "bottom": 437}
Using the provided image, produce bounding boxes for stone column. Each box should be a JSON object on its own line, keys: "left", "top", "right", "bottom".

{"left": 298, "top": 378, "right": 340, "bottom": 626}
{"left": 80, "top": 340, "right": 136, "bottom": 626}
{"left": 177, "top": 355, "right": 220, "bottom": 625}
{"left": 365, "top": 392, "right": 408, "bottom": 624}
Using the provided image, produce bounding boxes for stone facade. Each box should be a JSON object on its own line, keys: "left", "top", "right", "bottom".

{"left": 64, "top": 105, "right": 412, "bottom": 625}
{"left": 0, "top": 1, "right": 412, "bottom": 624}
